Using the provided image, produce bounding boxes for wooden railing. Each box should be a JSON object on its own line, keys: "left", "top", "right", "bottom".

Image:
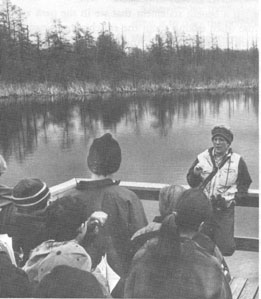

{"left": 50, "top": 178, "right": 259, "bottom": 252}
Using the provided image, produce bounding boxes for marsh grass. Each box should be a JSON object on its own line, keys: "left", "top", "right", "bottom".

{"left": 0, "top": 79, "right": 258, "bottom": 99}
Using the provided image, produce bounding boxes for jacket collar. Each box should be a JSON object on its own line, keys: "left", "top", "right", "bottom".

{"left": 76, "top": 178, "right": 120, "bottom": 190}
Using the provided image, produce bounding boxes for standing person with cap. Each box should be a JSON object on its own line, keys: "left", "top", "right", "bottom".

{"left": 64, "top": 133, "right": 148, "bottom": 295}
{"left": 186, "top": 125, "right": 252, "bottom": 256}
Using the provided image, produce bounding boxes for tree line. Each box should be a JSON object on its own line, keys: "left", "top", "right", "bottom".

{"left": 0, "top": 0, "right": 258, "bottom": 87}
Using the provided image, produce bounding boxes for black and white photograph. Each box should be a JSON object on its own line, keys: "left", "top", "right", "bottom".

{"left": 0, "top": 0, "right": 258, "bottom": 298}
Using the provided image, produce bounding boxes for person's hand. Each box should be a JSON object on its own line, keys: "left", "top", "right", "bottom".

{"left": 193, "top": 164, "right": 203, "bottom": 176}
{"left": 87, "top": 211, "right": 108, "bottom": 234}
{"left": 89, "top": 211, "right": 108, "bottom": 226}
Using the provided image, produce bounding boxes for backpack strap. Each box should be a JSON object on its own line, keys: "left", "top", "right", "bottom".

{"left": 199, "top": 148, "right": 232, "bottom": 191}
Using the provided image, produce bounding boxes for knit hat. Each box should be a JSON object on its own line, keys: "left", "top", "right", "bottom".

{"left": 34, "top": 241, "right": 92, "bottom": 282}
{"left": 12, "top": 178, "right": 50, "bottom": 211}
{"left": 175, "top": 188, "right": 212, "bottom": 229}
{"left": 33, "top": 265, "right": 104, "bottom": 298}
{"left": 0, "top": 155, "right": 7, "bottom": 174}
{"left": 211, "top": 126, "right": 233, "bottom": 144}
{"left": 87, "top": 133, "right": 122, "bottom": 176}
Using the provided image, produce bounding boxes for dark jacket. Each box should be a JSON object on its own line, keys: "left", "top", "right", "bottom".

{"left": 124, "top": 235, "right": 232, "bottom": 299}
{"left": 64, "top": 179, "right": 148, "bottom": 276}
{"left": 0, "top": 203, "right": 46, "bottom": 266}
{"left": 130, "top": 219, "right": 231, "bottom": 283}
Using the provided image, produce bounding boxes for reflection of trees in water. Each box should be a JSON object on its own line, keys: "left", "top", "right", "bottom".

{"left": 0, "top": 103, "right": 38, "bottom": 162}
{"left": 148, "top": 91, "right": 258, "bottom": 136}
{"left": 0, "top": 91, "right": 257, "bottom": 162}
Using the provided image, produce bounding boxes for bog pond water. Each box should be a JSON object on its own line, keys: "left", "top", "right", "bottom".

{"left": 0, "top": 90, "right": 258, "bottom": 189}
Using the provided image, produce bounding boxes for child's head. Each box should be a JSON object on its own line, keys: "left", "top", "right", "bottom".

{"left": 175, "top": 188, "right": 212, "bottom": 230}
{"left": 46, "top": 195, "right": 87, "bottom": 242}
{"left": 159, "top": 185, "right": 186, "bottom": 218}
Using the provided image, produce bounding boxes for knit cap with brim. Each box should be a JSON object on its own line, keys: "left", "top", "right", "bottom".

{"left": 175, "top": 188, "right": 212, "bottom": 229}
{"left": 87, "top": 133, "right": 122, "bottom": 176}
{"left": 211, "top": 126, "right": 233, "bottom": 144}
{"left": 12, "top": 178, "right": 50, "bottom": 212}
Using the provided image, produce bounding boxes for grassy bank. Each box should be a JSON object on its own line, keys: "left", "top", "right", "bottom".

{"left": 0, "top": 79, "right": 258, "bottom": 98}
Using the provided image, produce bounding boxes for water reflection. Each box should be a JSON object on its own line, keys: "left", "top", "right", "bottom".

{"left": 0, "top": 90, "right": 258, "bottom": 187}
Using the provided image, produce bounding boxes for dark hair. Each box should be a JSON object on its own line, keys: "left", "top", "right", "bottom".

{"left": 175, "top": 188, "right": 212, "bottom": 230}
{"left": 33, "top": 265, "right": 104, "bottom": 298}
{"left": 159, "top": 185, "right": 186, "bottom": 217}
{"left": 46, "top": 195, "right": 87, "bottom": 242}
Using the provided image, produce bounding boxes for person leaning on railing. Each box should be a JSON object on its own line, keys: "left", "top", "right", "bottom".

{"left": 186, "top": 126, "right": 252, "bottom": 256}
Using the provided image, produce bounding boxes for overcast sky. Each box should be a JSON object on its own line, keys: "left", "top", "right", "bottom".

{"left": 10, "top": 0, "right": 258, "bottom": 49}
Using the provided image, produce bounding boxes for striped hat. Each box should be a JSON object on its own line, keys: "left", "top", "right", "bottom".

{"left": 12, "top": 178, "right": 50, "bottom": 211}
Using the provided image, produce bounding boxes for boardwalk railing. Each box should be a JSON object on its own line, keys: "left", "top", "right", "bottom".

{"left": 50, "top": 178, "right": 259, "bottom": 252}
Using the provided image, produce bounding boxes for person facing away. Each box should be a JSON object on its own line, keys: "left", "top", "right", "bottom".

{"left": 130, "top": 185, "right": 186, "bottom": 256}
{"left": 124, "top": 188, "right": 232, "bottom": 299}
{"left": 63, "top": 133, "right": 148, "bottom": 278}
{"left": 111, "top": 185, "right": 186, "bottom": 298}
{"left": 130, "top": 184, "right": 231, "bottom": 283}
{"left": 0, "top": 178, "right": 50, "bottom": 266}
{"left": 23, "top": 195, "right": 110, "bottom": 297}
{"left": 186, "top": 125, "right": 252, "bottom": 256}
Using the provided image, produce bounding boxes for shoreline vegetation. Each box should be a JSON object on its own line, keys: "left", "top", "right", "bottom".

{"left": 0, "top": 79, "right": 258, "bottom": 99}
{"left": 0, "top": 1, "right": 258, "bottom": 100}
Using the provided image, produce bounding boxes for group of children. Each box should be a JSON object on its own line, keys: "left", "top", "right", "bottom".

{"left": 0, "top": 128, "right": 249, "bottom": 298}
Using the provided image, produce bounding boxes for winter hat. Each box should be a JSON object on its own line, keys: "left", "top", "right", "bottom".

{"left": 87, "top": 133, "right": 122, "bottom": 176}
{"left": 211, "top": 126, "right": 233, "bottom": 144}
{"left": 0, "top": 155, "right": 7, "bottom": 174}
{"left": 159, "top": 185, "right": 186, "bottom": 218}
{"left": 12, "top": 178, "right": 50, "bottom": 212}
{"left": 175, "top": 188, "right": 212, "bottom": 229}
{"left": 33, "top": 265, "right": 104, "bottom": 298}
{"left": 34, "top": 241, "right": 92, "bottom": 282}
